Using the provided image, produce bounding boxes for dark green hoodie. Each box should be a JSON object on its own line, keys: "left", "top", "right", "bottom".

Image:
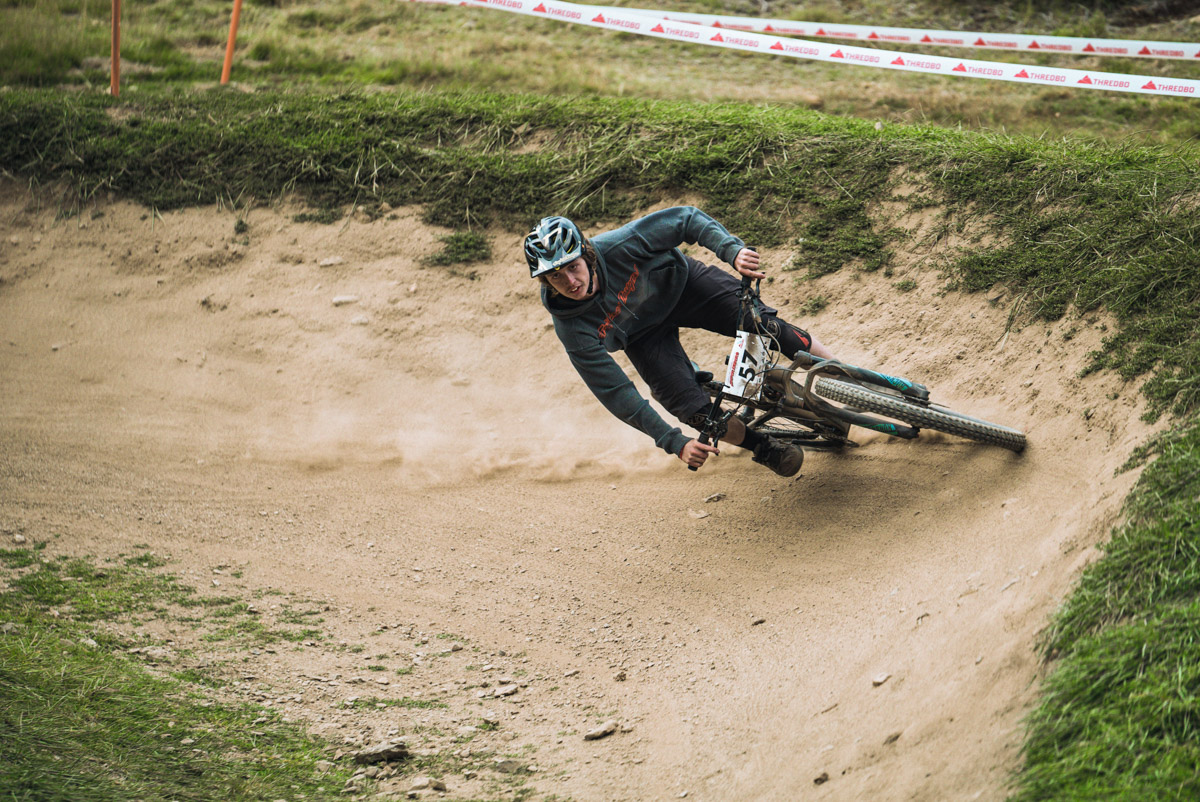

{"left": 541, "top": 207, "right": 745, "bottom": 457}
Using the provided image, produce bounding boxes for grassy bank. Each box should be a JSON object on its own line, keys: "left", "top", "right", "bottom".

{"left": 3, "top": 85, "right": 1200, "bottom": 797}
{"left": 0, "top": 546, "right": 357, "bottom": 801}
{"left": 1014, "top": 422, "right": 1200, "bottom": 799}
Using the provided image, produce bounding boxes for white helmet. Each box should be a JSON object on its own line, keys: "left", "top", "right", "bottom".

{"left": 524, "top": 216, "right": 584, "bottom": 278}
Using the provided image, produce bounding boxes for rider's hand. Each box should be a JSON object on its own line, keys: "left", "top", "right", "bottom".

{"left": 679, "top": 439, "right": 720, "bottom": 469}
{"left": 733, "top": 248, "right": 766, "bottom": 279}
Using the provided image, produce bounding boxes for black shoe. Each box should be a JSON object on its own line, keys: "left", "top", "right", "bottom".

{"left": 752, "top": 436, "right": 804, "bottom": 477}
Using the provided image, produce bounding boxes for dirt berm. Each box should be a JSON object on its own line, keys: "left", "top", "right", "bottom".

{"left": 0, "top": 181, "right": 1156, "bottom": 801}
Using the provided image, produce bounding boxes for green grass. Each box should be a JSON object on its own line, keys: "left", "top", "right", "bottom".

{"left": 1013, "top": 420, "right": 1200, "bottom": 799}
{"left": 0, "top": 548, "right": 357, "bottom": 801}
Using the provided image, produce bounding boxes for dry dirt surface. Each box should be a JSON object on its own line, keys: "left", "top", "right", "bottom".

{"left": 0, "top": 180, "right": 1158, "bottom": 801}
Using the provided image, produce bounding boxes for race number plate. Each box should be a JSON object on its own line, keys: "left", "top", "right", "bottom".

{"left": 723, "top": 330, "right": 769, "bottom": 401}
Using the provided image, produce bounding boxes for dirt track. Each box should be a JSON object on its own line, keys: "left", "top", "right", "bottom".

{"left": 0, "top": 181, "right": 1156, "bottom": 800}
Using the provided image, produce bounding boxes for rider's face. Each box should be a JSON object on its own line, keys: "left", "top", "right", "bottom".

{"left": 545, "top": 258, "right": 595, "bottom": 301}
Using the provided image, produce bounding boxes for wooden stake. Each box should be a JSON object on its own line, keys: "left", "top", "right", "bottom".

{"left": 221, "top": 0, "right": 244, "bottom": 85}
{"left": 111, "top": 0, "right": 120, "bottom": 96}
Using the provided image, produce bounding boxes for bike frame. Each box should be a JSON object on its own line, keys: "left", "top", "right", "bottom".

{"left": 692, "top": 276, "right": 934, "bottom": 460}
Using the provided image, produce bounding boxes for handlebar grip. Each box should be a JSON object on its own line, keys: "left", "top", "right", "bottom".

{"left": 687, "top": 432, "right": 711, "bottom": 472}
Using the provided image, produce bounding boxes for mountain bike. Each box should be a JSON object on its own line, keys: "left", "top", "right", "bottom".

{"left": 688, "top": 276, "right": 1026, "bottom": 469}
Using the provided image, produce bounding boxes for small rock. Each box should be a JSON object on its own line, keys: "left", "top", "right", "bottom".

{"left": 687, "top": 509, "right": 710, "bottom": 520}
{"left": 12, "top": 534, "right": 26, "bottom": 544}
{"left": 354, "top": 740, "right": 410, "bottom": 765}
{"left": 80, "top": 637, "right": 99, "bottom": 648}
{"left": 814, "top": 772, "right": 829, "bottom": 785}
{"left": 613, "top": 671, "right": 626, "bottom": 682}
{"left": 332, "top": 295, "right": 359, "bottom": 306}
{"left": 872, "top": 673, "right": 891, "bottom": 687}
{"left": 315, "top": 760, "right": 335, "bottom": 773}
{"left": 704, "top": 493, "right": 726, "bottom": 503}
{"left": 450, "top": 643, "right": 463, "bottom": 652}
{"left": 350, "top": 315, "right": 369, "bottom": 326}
{"left": 751, "top": 618, "right": 766, "bottom": 626}
{"left": 408, "top": 777, "right": 446, "bottom": 792}
{"left": 884, "top": 732, "right": 901, "bottom": 745}
{"left": 407, "top": 283, "right": 417, "bottom": 294}
{"left": 583, "top": 720, "right": 618, "bottom": 741}
{"left": 1, "top": 623, "right": 19, "bottom": 634}
{"left": 319, "top": 256, "right": 345, "bottom": 267}
{"left": 494, "top": 684, "right": 518, "bottom": 697}
{"left": 494, "top": 759, "right": 524, "bottom": 774}
{"left": 564, "top": 669, "right": 580, "bottom": 678}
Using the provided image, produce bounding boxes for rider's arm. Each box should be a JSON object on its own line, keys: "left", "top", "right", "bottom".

{"left": 598, "top": 206, "right": 746, "bottom": 268}
{"left": 563, "top": 343, "right": 691, "bottom": 458}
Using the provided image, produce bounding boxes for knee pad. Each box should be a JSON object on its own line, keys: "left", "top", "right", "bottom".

{"left": 764, "top": 316, "right": 812, "bottom": 356}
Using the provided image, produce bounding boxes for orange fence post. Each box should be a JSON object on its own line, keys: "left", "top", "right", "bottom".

{"left": 221, "top": 0, "right": 244, "bottom": 84}
{"left": 111, "top": 0, "right": 120, "bottom": 96}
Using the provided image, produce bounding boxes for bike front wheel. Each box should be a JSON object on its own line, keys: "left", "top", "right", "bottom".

{"left": 815, "top": 378, "right": 1027, "bottom": 452}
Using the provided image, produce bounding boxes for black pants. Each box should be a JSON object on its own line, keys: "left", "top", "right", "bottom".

{"left": 624, "top": 258, "right": 812, "bottom": 425}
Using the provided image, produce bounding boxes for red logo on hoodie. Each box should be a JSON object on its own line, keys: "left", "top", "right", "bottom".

{"left": 597, "top": 266, "right": 640, "bottom": 340}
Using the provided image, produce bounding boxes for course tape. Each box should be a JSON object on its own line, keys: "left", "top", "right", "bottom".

{"left": 570, "top": 4, "right": 1200, "bottom": 62}
{"left": 419, "top": 0, "right": 1200, "bottom": 97}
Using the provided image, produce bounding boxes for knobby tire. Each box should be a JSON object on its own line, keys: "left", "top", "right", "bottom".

{"left": 815, "top": 378, "right": 1026, "bottom": 452}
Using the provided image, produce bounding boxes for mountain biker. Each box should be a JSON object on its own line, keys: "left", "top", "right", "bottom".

{"left": 524, "top": 207, "right": 837, "bottom": 475}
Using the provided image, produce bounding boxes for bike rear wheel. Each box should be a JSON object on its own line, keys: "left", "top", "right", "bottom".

{"left": 814, "top": 378, "right": 1026, "bottom": 452}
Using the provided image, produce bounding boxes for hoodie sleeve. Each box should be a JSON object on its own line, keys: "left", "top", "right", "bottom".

{"left": 563, "top": 340, "right": 691, "bottom": 458}
{"left": 602, "top": 206, "right": 745, "bottom": 267}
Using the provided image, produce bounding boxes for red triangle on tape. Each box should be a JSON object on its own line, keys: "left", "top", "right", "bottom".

{"left": 817, "top": 28, "right": 827, "bottom": 36}
{"left": 533, "top": 3, "right": 546, "bottom": 11}
{"left": 975, "top": 37, "right": 986, "bottom": 46}
{"left": 713, "top": 20, "right": 723, "bottom": 28}
{"left": 592, "top": 14, "right": 605, "bottom": 22}
{"left": 770, "top": 41, "right": 784, "bottom": 50}
{"left": 952, "top": 63, "right": 967, "bottom": 72}
{"left": 651, "top": 23, "right": 664, "bottom": 32}
{"left": 711, "top": 33, "right": 724, "bottom": 42}
{"left": 1143, "top": 80, "right": 1157, "bottom": 89}
{"left": 1139, "top": 46, "right": 1152, "bottom": 55}
{"left": 921, "top": 35, "right": 933, "bottom": 42}
{"left": 764, "top": 24, "right": 775, "bottom": 32}
{"left": 1083, "top": 43, "right": 1095, "bottom": 52}
{"left": 1078, "top": 75, "right": 1092, "bottom": 84}
{"left": 868, "top": 32, "right": 879, "bottom": 39}
{"left": 892, "top": 57, "right": 905, "bottom": 65}
{"left": 1015, "top": 69, "right": 1029, "bottom": 78}
{"left": 831, "top": 49, "right": 845, "bottom": 58}
{"left": 1029, "top": 41, "right": 1041, "bottom": 49}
